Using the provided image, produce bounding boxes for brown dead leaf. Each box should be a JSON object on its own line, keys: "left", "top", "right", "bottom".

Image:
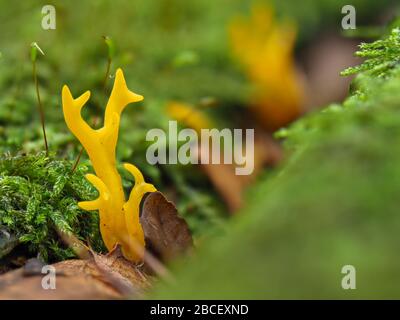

{"left": 0, "top": 262, "right": 120, "bottom": 299}
{"left": 140, "top": 192, "right": 193, "bottom": 263}
{"left": 200, "top": 161, "right": 243, "bottom": 212}
{"left": 89, "top": 246, "right": 150, "bottom": 296}
{"left": 0, "top": 248, "right": 152, "bottom": 300}
{"left": 199, "top": 130, "right": 282, "bottom": 213}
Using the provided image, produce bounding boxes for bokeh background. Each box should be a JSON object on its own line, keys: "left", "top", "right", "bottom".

{"left": 0, "top": 0, "right": 400, "bottom": 298}
{"left": 0, "top": 0, "right": 397, "bottom": 234}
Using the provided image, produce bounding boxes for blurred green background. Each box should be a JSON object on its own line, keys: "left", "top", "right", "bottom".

{"left": 0, "top": 0, "right": 397, "bottom": 236}
{"left": 1, "top": 0, "right": 400, "bottom": 298}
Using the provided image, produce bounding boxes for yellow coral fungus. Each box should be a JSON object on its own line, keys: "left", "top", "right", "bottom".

{"left": 229, "top": 4, "right": 305, "bottom": 131}
{"left": 166, "top": 101, "right": 213, "bottom": 133}
{"left": 62, "top": 68, "right": 156, "bottom": 262}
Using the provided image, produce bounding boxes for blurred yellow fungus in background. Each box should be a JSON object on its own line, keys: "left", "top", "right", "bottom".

{"left": 229, "top": 4, "right": 305, "bottom": 131}
{"left": 166, "top": 101, "right": 213, "bottom": 132}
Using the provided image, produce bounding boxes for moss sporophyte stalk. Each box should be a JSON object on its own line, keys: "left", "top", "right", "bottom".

{"left": 62, "top": 68, "right": 156, "bottom": 263}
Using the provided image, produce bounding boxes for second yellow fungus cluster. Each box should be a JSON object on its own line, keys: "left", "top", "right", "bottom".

{"left": 229, "top": 4, "right": 305, "bottom": 130}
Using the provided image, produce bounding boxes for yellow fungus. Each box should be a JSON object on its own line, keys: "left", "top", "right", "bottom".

{"left": 62, "top": 68, "right": 156, "bottom": 262}
{"left": 229, "top": 4, "right": 305, "bottom": 130}
{"left": 166, "top": 101, "right": 213, "bottom": 133}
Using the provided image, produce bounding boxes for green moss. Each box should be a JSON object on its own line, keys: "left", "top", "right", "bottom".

{"left": 341, "top": 27, "right": 400, "bottom": 78}
{"left": 152, "top": 25, "right": 400, "bottom": 299}
{"left": 0, "top": 152, "right": 104, "bottom": 262}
